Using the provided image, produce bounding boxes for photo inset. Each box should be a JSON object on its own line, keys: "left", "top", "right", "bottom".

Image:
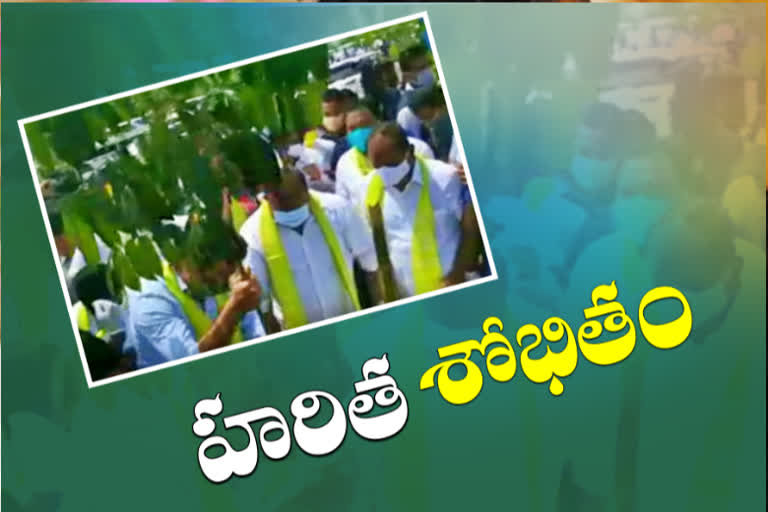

{"left": 18, "top": 14, "right": 496, "bottom": 386}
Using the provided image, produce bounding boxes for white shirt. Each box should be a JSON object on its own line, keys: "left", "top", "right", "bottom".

{"left": 367, "top": 158, "right": 464, "bottom": 299}
{"left": 296, "top": 146, "right": 335, "bottom": 192}
{"left": 335, "top": 137, "right": 435, "bottom": 216}
{"left": 397, "top": 106, "right": 424, "bottom": 139}
{"left": 449, "top": 135, "right": 460, "bottom": 165}
{"left": 239, "top": 192, "right": 378, "bottom": 326}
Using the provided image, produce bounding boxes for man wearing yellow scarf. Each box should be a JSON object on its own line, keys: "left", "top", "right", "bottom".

{"left": 335, "top": 106, "right": 434, "bottom": 215}
{"left": 239, "top": 167, "right": 382, "bottom": 331}
{"left": 365, "top": 123, "right": 482, "bottom": 300}
{"left": 123, "top": 222, "right": 264, "bottom": 370}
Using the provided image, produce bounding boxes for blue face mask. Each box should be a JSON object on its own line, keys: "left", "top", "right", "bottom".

{"left": 273, "top": 204, "right": 310, "bottom": 229}
{"left": 347, "top": 127, "right": 375, "bottom": 154}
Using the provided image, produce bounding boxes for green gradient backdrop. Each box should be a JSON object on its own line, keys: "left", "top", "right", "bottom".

{"left": 1, "top": 3, "right": 766, "bottom": 512}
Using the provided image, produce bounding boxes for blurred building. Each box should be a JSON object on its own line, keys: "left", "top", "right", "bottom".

{"left": 599, "top": 14, "right": 752, "bottom": 140}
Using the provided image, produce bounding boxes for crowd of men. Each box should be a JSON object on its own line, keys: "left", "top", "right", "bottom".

{"left": 482, "top": 64, "right": 766, "bottom": 340}
{"left": 46, "top": 44, "right": 488, "bottom": 381}
{"left": 44, "top": 41, "right": 766, "bottom": 384}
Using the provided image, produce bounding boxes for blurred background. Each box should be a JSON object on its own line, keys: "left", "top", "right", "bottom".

{"left": 1, "top": 2, "right": 766, "bottom": 512}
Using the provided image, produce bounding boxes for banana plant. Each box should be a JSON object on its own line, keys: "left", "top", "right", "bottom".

{"left": 334, "top": 19, "right": 424, "bottom": 55}
{"left": 26, "top": 42, "right": 335, "bottom": 299}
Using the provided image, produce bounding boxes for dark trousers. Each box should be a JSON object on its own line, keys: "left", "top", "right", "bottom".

{"left": 354, "top": 262, "right": 373, "bottom": 309}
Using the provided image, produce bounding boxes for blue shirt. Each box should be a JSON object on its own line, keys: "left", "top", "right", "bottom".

{"left": 378, "top": 88, "right": 402, "bottom": 122}
{"left": 460, "top": 186, "right": 471, "bottom": 208}
{"left": 124, "top": 279, "right": 265, "bottom": 369}
{"left": 329, "top": 137, "right": 350, "bottom": 175}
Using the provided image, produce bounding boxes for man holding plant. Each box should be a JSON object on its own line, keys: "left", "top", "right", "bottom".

{"left": 123, "top": 220, "right": 265, "bottom": 370}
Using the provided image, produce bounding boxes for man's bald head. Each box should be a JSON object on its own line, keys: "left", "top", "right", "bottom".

{"left": 345, "top": 107, "right": 376, "bottom": 133}
{"left": 367, "top": 122, "right": 412, "bottom": 169}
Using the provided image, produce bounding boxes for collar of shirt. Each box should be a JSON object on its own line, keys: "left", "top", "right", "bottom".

{"left": 282, "top": 218, "right": 311, "bottom": 236}
{"left": 388, "top": 159, "right": 423, "bottom": 193}
{"left": 143, "top": 276, "right": 223, "bottom": 320}
{"left": 140, "top": 270, "right": 188, "bottom": 294}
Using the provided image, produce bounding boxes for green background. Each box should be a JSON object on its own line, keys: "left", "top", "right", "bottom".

{"left": 2, "top": 3, "right": 765, "bottom": 512}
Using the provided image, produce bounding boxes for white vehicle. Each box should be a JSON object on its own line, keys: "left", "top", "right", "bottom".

{"left": 328, "top": 74, "right": 365, "bottom": 99}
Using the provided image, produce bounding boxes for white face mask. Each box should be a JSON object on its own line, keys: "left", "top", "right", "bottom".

{"left": 377, "top": 159, "right": 412, "bottom": 188}
{"left": 569, "top": 154, "right": 618, "bottom": 194}
{"left": 274, "top": 203, "right": 310, "bottom": 228}
{"left": 322, "top": 114, "right": 345, "bottom": 134}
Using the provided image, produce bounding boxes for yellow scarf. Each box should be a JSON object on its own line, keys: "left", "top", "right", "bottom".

{"left": 366, "top": 156, "right": 443, "bottom": 295}
{"left": 75, "top": 301, "right": 107, "bottom": 340}
{"left": 259, "top": 194, "right": 361, "bottom": 329}
{"left": 230, "top": 197, "right": 249, "bottom": 232}
{"left": 161, "top": 262, "right": 244, "bottom": 345}
{"left": 353, "top": 147, "right": 375, "bottom": 176}
{"left": 304, "top": 129, "right": 319, "bottom": 149}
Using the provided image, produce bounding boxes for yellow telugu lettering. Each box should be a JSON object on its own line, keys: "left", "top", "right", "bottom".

{"left": 419, "top": 284, "right": 695, "bottom": 403}
{"left": 419, "top": 339, "right": 484, "bottom": 405}
{"left": 480, "top": 317, "right": 517, "bottom": 383}
{"left": 516, "top": 317, "right": 578, "bottom": 396}
{"left": 576, "top": 281, "right": 637, "bottom": 366}
{"left": 638, "top": 286, "right": 693, "bottom": 349}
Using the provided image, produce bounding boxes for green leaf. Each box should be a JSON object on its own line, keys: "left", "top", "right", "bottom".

{"left": 62, "top": 208, "right": 100, "bottom": 266}
{"left": 82, "top": 110, "right": 110, "bottom": 142}
{"left": 112, "top": 246, "right": 141, "bottom": 292}
{"left": 25, "top": 122, "right": 57, "bottom": 175}
{"left": 90, "top": 212, "right": 122, "bottom": 249}
{"left": 125, "top": 236, "right": 162, "bottom": 279}
{"left": 116, "top": 185, "right": 142, "bottom": 234}
{"left": 48, "top": 112, "right": 95, "bottom": 168}
{"left": 74, "top": 188, "right": 124, "bottom": 250}
{"left": 110, "top": 99, "right": 134, "bottom": 123}
{"left": 157, "top": 236, "right": 183, "bottom": 266}
{"left": 239, "top": 85, "right": 277, "bottom": 134}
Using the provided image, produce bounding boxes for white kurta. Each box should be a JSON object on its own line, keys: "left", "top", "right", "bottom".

{"left": 239, "top": 192, "right": 378, "bottom": 325}
{"left": 360, "top": 158, "right": 464, "bottom": 299}
{"left": 397, "top": 106, "right": 424, "bottom": 139}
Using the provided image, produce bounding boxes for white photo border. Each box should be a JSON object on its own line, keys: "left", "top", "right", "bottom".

{"left": 17, "top": 11, "right": 499, "bottom": 389}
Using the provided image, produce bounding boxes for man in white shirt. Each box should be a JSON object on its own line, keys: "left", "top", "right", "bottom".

{"left": 336, "top": 106, "right": 434, "bottom": 215}
{"left": 239, "top": 167, "right": 382, "bottom": 330}
{"left": 364, "top": 123, "right": 482, "bottom": 299}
